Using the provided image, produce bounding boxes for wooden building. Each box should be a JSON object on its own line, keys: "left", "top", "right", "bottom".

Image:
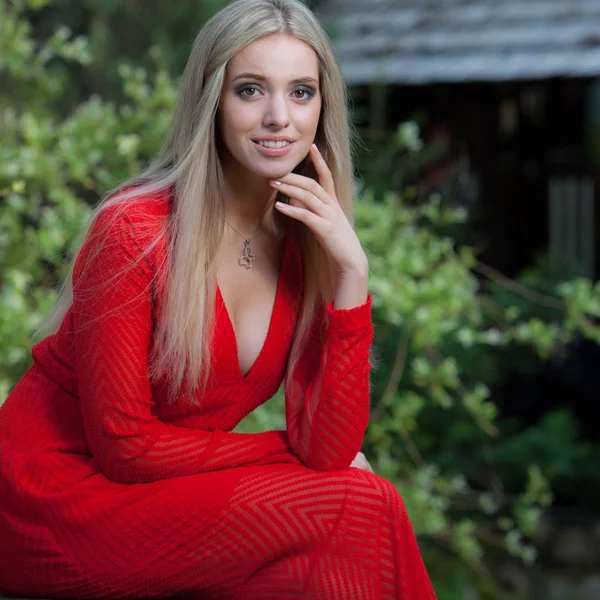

{"left": 320, "top": 0, "right": 600, "bottom": 280}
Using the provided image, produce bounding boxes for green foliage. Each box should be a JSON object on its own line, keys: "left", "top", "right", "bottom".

{"left": 0, "top": 0, "right": 180, "bottom": 392}
{"left": 350, "top": 122, "right": 599, "bottom": 592}
{"left": 2, "top": 1, "right": 600, "bottom": 598}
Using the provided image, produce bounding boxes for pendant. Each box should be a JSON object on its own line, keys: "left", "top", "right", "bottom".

{"left": 238, "top": 239, "right": 255, "bottom": 269}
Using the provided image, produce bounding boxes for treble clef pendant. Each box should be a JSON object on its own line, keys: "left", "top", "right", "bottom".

{"left": 238, "top": 239, "right": 256, "bottom": 269}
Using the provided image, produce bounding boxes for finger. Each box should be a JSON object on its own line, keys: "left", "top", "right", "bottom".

{"left": 351, "top": 459, "right": 372, "bottom": 472}
{"left": 310, "top": 144, "right": 336, "bottom": 198}
{"left": 275, "top": 173, "right": 329, "bottom": 205}
{"left": 351, "top": 453, "right": 365, "bottom": 468}
{"left": 274, "top": 201, "right": 324, "bottom": 230}
{"left": 271, "top": 181, "right": 327, "bottom": 217}
{"left": 353, "top": 452, "right": 373, "bottom": 473}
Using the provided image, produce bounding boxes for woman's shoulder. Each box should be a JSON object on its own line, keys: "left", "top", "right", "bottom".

{"left": 104, "top": 185, "right": 171, "bottom": 224}
{"left": 73, "top": 187, "right": 173, "bottom": 289}
{"left": 94, "top": 185, "right": 172, "bottom": 245}
{"left": 73, "top": 186, "right": 171, "bottom": 280}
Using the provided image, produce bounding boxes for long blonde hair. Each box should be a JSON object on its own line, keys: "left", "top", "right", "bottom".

{"left": 43, "top": 0, "right": 355, "bottom": 403}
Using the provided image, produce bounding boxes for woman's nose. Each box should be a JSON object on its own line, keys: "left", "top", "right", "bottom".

{"left": 263, "top": 94, "right": 290, "bottom": 128}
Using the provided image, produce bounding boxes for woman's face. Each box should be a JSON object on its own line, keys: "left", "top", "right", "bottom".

{"left": 218, "top": 34, "right": 322, "bottom": 182}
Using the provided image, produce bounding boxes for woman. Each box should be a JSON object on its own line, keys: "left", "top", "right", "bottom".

{"left": 0, "top": 0, "right": 436, "bottom": 598}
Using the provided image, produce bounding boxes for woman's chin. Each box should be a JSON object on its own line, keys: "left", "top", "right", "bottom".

{"left": 250, "top": 165, "right": 293, "bottom": 181}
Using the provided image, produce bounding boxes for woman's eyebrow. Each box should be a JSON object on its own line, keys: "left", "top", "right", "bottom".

{"left": 231, "top": 72, "right": 319, "bottom": 85}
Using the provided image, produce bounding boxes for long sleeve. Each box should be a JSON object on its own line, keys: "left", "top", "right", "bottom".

{"left": 72, "top": 205, "right": 299, "bottom": 484}
{"left": 284, "top": 296, "right": 374, "bottom": 471}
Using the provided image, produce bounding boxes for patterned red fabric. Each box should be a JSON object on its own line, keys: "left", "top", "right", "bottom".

{"left": 0, "top": 190, "right": 436, "bottom": 599}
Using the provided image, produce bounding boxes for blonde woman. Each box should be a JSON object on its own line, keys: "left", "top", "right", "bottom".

{"left": 0, "top": 0, "right": 436, "bottom": 598}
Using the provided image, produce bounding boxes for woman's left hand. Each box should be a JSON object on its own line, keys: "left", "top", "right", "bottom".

{"left": 271, "top": 144, "right": 368, "bottom": 275}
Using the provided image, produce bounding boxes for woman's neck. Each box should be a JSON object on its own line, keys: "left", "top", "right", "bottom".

{"left": 222, "top": 165, "right": 281, "bottom": 238}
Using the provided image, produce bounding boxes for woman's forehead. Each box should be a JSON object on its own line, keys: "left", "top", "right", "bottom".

{"left": 226, "top": 34, "right": 319, "bottom": 83}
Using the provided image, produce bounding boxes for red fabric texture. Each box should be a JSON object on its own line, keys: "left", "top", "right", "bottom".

{"left": 0, "top": 190, "right": 436, "bottom": 599}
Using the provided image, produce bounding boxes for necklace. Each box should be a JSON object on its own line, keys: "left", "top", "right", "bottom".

{"left": 226, "top": 220, "right": 262, "bottom": 269}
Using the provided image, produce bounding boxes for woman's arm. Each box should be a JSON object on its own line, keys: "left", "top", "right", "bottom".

{"left": 72, "top": 204, "right": 298, "bottom": 484}
{"left": 284, "top": 296, "right": 374, "bottom": 471}
{"left": 273, "top": 144, "right": 375, "bottom": 471}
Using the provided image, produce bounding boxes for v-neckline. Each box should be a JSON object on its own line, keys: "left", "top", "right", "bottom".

{"left": 216, "top": 232, "right": 289, "bottom": 383}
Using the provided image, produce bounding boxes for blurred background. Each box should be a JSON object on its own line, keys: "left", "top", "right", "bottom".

{"left": 1, "top": 0, "right": 600, "bottom": 598}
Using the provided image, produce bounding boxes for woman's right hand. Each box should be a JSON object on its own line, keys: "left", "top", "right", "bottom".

{"left": 350, "top": 451, "right": 373, "bottom": 473}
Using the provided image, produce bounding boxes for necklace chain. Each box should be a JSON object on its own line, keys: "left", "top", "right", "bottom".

{"left": 226, "top": 220, "right": 262, "bottom": 243}
{"left": 226, "top": 220, "right": 263, "bottom": 269}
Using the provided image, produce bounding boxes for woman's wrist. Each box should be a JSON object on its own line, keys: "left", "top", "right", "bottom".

{"left": 333, "top": 258, "right": 369, "bottom": 310}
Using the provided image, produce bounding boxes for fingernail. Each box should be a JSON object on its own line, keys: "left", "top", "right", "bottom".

{"left": 270, "top": 180, "right": 281, "bottom": 186}
{"left": 312, "top": 143, "right": 318, "bottom": 151}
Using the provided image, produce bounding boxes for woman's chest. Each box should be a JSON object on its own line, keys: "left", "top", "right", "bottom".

{"left": 216, "top": 253, "right": 283, "bottom": 378}
{"left": 149, "top": 233, "right": 303, "bottom": 410}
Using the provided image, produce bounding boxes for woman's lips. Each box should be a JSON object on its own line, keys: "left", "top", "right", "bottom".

{"left": 253, "top": 140, "right": 295, "bottom": 157}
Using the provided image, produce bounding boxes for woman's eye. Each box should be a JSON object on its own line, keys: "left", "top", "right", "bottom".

{"left": 293, "top": 87, "right": 315, "bottom": 100}
{"left": 236, "top": 85, "right": 316, "bottom": 100}
{"left": 238, "top": 86, "right": 260, "bottom": 98}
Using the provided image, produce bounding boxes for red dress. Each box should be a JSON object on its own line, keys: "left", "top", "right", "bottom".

{"left": 0, "top": 191, "right": 436, "bottom": 599}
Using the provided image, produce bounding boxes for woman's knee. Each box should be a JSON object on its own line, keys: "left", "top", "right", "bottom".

{"left": 345, "top": 467, "right": 406, "bottom": 513}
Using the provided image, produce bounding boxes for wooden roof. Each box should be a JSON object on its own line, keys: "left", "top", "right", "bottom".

{"left": 319, "top": 0, "right": 600, "bottom": 85}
